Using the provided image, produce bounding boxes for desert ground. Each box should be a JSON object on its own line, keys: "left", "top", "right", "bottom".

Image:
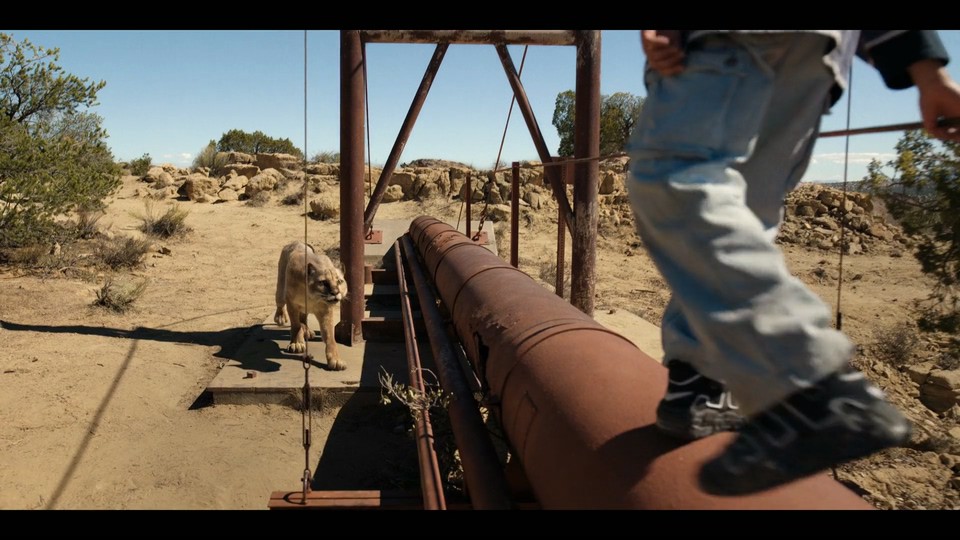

{"left": 1, "top": 166, "right": 958, "bottom": 510}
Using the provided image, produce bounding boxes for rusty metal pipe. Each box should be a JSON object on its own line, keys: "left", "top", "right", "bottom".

{"left": 394, "top": 240, "right": 446, "bottom": 510}
{"left": 409, "top": 216, "right": 872, "bottom": 510}
{"left": 338, "top": 30, "right": 365, "bottom": 345}
{"left": 570, "top": 30, "right": 600, "bottom": 316}
{"left": 363, "top": 44, "right": 448, "bottom": 232}
{"left": 510, "top": 162, "right": 519, "bottom": 268}
{"left": 494, "top": 44, "right": 575, "bottom": 235}
{"left": 360, "top": 30, "right": 578, "bottom": 46}
{"left": 400, "top": 234, "right": 514, "bottom": 509}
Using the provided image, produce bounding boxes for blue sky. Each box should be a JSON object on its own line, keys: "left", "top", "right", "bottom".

{"left": 5, "top": 30, "right": 960, "bottom": 182}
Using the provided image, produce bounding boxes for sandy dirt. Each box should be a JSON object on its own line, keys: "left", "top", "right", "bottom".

{"left": 0, "top": 174, "right": 958, "bottom": 509}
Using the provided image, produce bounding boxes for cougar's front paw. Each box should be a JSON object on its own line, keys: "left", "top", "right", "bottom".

{"left": 286, "top": 340, "right": 306, "bottom": 353}
{"left": 274, "top": 307, "right": 289, "bottom": 326}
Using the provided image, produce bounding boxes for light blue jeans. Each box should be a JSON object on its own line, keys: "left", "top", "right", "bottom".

{"left": 627, "top": 32, "right": 852, "bottom": 416}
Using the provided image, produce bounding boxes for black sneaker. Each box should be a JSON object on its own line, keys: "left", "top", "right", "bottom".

{"left": 699, "top": 368, "right": 912, "bottom": 496}
{"left": 656, "top": 360, "right": 746, "bottom": 440}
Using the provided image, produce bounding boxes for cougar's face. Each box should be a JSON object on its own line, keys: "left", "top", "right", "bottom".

{"left": 308, "top": 264, "right": 346, "bottom": 304}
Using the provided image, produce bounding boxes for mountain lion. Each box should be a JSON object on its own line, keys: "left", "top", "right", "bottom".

{"left": 274, "top": 241, "right": 347, "bottom": 370}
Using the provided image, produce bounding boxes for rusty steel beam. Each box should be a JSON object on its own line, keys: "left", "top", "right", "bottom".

{"left": 570, "top": 30, "right": 600, "bottom": 316}
{"left": 494, "top": 44, "right": 575, "bottom": 235}
{"left": 465, "top": 172, "right": 472, "bottom": 239}
{"left": 394, "top": 240, "right": 446, "bottom": 510}
{"left": 363, "top": 44, "right": 449, "bottom": 232}
{"left": 510, "top": 162, "right": 520, "bottom": 268}
{"left": 408, "top": 216, "right": 873, "bottom": 510}
{"left": 338, "top": 30, "right": 366, "bottom": 345}
{"left": 400, "top": 234, "right": 514, "bottom": 509}
{"left": 360, "top": 30, "right": 578, "bottom": 46}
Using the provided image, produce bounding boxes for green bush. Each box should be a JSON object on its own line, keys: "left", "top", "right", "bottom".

{"left": 130, "top": 153, "right": 152, "bottom": 176}
{"left": 217, "top": 129, "right": 303, "bottom": 159}
{"left": 192, "top": 140, "right": 228, "bottom": 176}
{"left": 0, "top": 33, "right": 120, "bottom": 248}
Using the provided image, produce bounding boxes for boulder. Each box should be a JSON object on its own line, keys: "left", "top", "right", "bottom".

{"left": 309, "top": 194, "right": 340, "bottom": 220}
{"left": 305, "top": 162, "right": 339, "bottom": 176}
{"left": 244, "top": 172, "right": 280, "bottom": 198}
{"left": 920, "top": 369, "right": 960, "bottom": 413}
{"left": 382, "top": 184, "right": 404, "bottom": 203}
{"left": 221, "top": 151, "right": 256, "bottom": 164}
{"left": 218, "top": 188, "right": 240, "bottom": 201}
{"left": 222, "top": 175, "right": 248, "bottom": 191}
{"left": 255, "top": 153, "right": 301, "bottom": 171}
{"left": 221, "top": 163, "right": 260, "bottom": 178}
{"left": 181, "top": 173, "right": 220, "bottom": 201}
{"left": 390, "top": 171, "right": 417, "bottom": 194}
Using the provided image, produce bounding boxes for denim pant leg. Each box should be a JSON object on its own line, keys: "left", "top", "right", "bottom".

{"left": 627, "top": 33, "right": 853, "bottom": 416}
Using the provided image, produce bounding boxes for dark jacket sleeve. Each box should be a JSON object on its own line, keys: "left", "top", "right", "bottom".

{"left": 859, "top": 31, "right": 950, "bottom": 89}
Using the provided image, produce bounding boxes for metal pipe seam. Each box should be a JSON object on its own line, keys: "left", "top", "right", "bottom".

{"left": 409, "top": 216, "right": 872, "bottom": 510}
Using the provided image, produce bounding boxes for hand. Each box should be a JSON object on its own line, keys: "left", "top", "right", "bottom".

{"left": 909, "top": 59, "right": 960, "bottom": 142}
{"left": 641, "top": 30, "right": 685, "bottom": 76}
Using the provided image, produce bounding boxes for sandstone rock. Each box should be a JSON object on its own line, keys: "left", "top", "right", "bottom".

{"left": 419, "top": 182, "right": 442, "bottom": 200}
{"left": 920, "top": 369, "right": 960, "bottom": 413}
{"left": 218, "top": 188, "right": 239, "bottom": 201}
{"left": 524, "top": 191, "right": 546, "bottom": 210}
{"left": 309, "top": 194, "right": 340, "bottom": 220}
{"left": 181, "top": 174, "right": 220, "bottom": 201}
{"left": 869, "top": 224, "right": 893, "bottom": 241}
{"left": 244, "top": 172, "right": 279, "bottom": 198}
{"left": 255, "top": 153, "right": 301, "bottom": 171}
{"left": 906, "top": 362, "right": 936, "bottom": 385}
{"left": 794, "top": 203, "right": 817, "bottom": 217}
{"left": 277, "top": 168, "right": 304, "bottom": 180}
{"left": 813, "top": 216, "right": 839, "bottom": 231}
{"left": 382, "top": 184, "right": 404, "bottom": 203}
{"left": 195, "top": 193, "right": 219, "bottom": 204}
{"left": 259, "top": 168, "right": 285, "bottom": 183}
{"left": 153, "top": 171, "right": 175, "bottom": 188}
{"left": 485, "top": 204, "right": 511, "bottom": 222}
{"left": 599, "top": 171, "right": 618, "bottom": 195}
{"left": 222, "top": 175, "right": 248, "bottom": 191}
{"left": 305, "top": 163, "right": 339, "bottom": 176}
{"left": 390, "top": 171, "right": 416, "bottom": 194}
{"left": 143, "top": 167, "right": 166, "bottom": 182}
{"left": 221, "top": 151, "right": 256, "bottom": 164}
{"left": 159, "top": 163, "right": 178, "bottom": 174}
{"left": 221, "top": 163, "right": 260, "bottom": 179}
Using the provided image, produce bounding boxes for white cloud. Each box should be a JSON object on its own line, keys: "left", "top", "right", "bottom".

{"left": 180, "top": 153, "right": 193, "bottom": 161}
{"left": 813, "top": 152, "right": 895, "bottom": 165}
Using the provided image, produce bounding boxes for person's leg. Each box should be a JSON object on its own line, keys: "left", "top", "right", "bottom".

{"left": 628, "top": 32, "right": 850, "bottom": 416}
{"left": 628, "top": 32, "right": 909, "bottom": 493}
{"left": 655, "top": 298, "right": 745, "bottom": 440}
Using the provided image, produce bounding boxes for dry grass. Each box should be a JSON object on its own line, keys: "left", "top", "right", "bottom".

{"left": 93, "top": 277, "right": 149, "bottom": 313}
{"left": 137, "top": 201, "right": 191, "bottom": 239}
{"left": 95, "top": 236, "right": 152, "bottom": 270}
{"left": 73, "top": 210, "right": 106, "bottom": 240}
{"left": 873, "top": 322, "right": 921, "bottom": 367}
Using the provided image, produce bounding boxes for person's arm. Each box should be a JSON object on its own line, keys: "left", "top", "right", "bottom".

{"left": 641, "top": 30, "right": 685, "bottom": 76}
{"left": 908, "top": 59, "right": 960, "bottom": 141}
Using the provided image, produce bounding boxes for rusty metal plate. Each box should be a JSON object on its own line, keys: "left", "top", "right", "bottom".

{"left": 364, "top": 229, "right": 383, "bottom": 244}
{"left": 470, "top": 231, "right": 489, "bottom": 245}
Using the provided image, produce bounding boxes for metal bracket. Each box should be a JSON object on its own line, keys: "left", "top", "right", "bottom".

{"left": 364, "top": 229, "right": 383, "bottom": 244}
{"left": 470, "top": 231, "right": 489, "bottom": 245}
